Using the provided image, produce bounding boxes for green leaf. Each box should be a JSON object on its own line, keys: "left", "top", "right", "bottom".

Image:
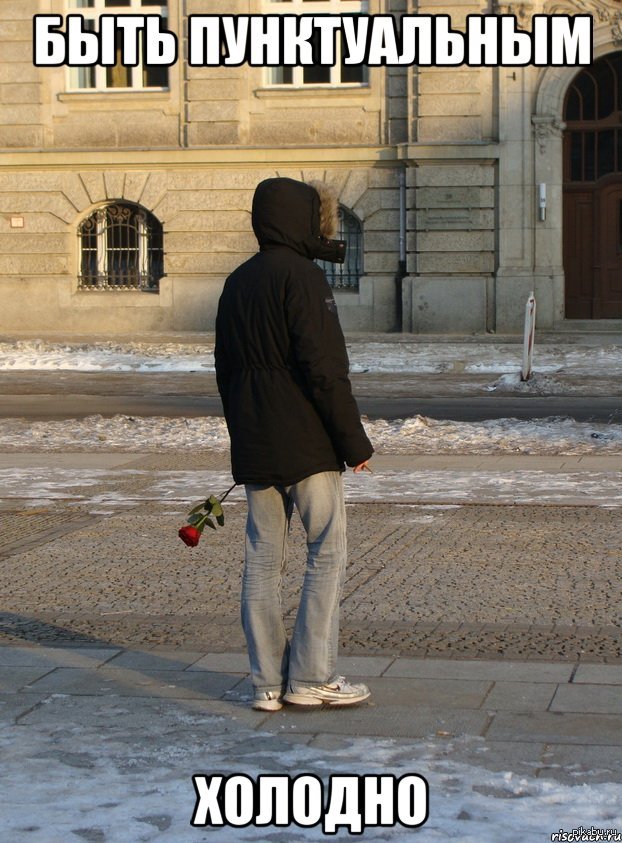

{"left": 187, "top": 489, "right": 230, "bottom": 532}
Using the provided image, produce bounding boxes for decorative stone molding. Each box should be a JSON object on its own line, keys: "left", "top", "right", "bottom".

{"left": 532, "top": 115, "right": 566, "bottom": 153}
{"left": 611, "top": 11, "right": 622, "bottom": 44}
{"left": 545, "top": 1, "right": 622, "bottom": 43}
{"left": 494, "top": 0, "right": 622, "bottom": 36}
{"left": 492, "top": 2, "right": 535, "bottom": 24}
{"left": 545, "top": 0, "right": 614, "bottom": 17}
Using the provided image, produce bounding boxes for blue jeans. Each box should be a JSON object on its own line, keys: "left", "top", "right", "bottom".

{"left": 243, "top": 471, "right": 347, "bottom": 694}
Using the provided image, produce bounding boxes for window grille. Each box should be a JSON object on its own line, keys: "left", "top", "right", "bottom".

{"left": 78, "top": 203, "right": 164, "bottom": 291}
{"left": 316, "top": 206, "right": 362, "bottom": 290}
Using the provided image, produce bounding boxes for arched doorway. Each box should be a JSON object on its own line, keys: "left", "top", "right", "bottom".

{"left": 563, "top": 51, "right": 622, "bottom": 318}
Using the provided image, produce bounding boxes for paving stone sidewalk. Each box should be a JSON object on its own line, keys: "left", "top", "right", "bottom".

{"left": 0, "top": 452, "right": 620, "bottom": 661}
{"left": 2, "top": 644, "right": 622, "bottom": 781}
{"left": 1, "top": 448, "right": 622, "bottom": 841}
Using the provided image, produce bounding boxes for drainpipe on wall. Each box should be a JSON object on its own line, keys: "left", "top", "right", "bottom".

{"left": 394, "top": 167, "right": 407, "bottom": 332}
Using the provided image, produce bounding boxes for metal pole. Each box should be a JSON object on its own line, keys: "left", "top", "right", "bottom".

{"left": 394, "top": 168, "right": 407, "bottom": 331}
{"left": 521, "top": 292, "right": 536, "bottom": 381}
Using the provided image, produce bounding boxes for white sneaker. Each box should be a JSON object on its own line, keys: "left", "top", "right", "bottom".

{"left": 283, "top": 676, "right": 370, "bottom": 707}
{"left": 252, "top": 690, "right": 283, "bottom": 712}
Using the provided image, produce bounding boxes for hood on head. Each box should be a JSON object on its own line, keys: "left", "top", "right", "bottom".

{"left": 251, "top": 177, "right": 345, "bottom": 263}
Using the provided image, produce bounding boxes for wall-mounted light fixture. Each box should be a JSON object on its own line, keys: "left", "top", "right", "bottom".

{"left": 538, "top": 183, "right": 546, "bottom": 222}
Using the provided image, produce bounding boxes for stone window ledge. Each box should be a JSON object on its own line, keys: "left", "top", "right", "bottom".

{"left": 60, "top": 284, "right": 173, "bottom": 309}
{"left": 254, "top": 85, "right": 370, "bottom": 99}
{"left": 70, "top": 291, "right": 163, "bottom": 308}
{"left": 58, "top": 91, "right": 170, "bottom": 104}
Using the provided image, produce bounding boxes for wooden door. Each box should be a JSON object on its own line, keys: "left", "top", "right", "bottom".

{"left": 596, "top": 182, "right": 622, "bottom": 317}
{"left": 563, "top": 52, "right": 622, "bottom": 318}
{"left": 564, "top": 188, "right": 595, "bottom": 318}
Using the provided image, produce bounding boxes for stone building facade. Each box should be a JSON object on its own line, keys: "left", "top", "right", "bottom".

{"left": 0, "top": 0, "right": 618, "bottom": 335}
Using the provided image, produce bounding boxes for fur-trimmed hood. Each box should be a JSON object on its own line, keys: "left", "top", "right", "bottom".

{"left": 307, "top": 179, "right": 339, "bottom": 239}
{"left": 251, "top": 177, "right": 343, "bottom": 262}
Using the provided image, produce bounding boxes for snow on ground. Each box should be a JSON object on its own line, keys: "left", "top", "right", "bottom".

{"left": 1, "top": 337, "right": 622, "bottom": 376}
{"left": 2, "top": 339, "right": 621, "bottom": 837}
{"left": 2, "top": 708, "right": 621, "bottom": 843}
{"left": 484, "top": 371, "right": 583, "bottom": 394}
{"left": 0, "top": 412, "right": 621, "bottom": 455}
{"left": 1, "top": 340, "right": 621, "bottom": 500}
{"left": 366, "top": 415, "right": 622, "bottom": 455}
{"left": 349, "top": 340, "right": 622, "bottom": 376}
{"left": 0, "top": 340, "right": 216, "bottom": 373}
{"left": 3, "top": 467, "right": 622, "bottom": 511}
{"left": 1, "top": 339, "right": 622, "bottom": 455}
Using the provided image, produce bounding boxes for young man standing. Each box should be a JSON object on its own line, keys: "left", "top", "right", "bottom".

{"left": 215, "top": 177, "right": 373, "bottom": 711}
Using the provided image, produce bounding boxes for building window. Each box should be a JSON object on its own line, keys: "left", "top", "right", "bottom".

{"left": 565, "top": 52, "right": 622, "bottom": 183}
{"left": 78, "top": 203, "right": 164, "bottom": 291}
{"left": 266, "top": 0, "right": 368, "bottom": 87}
{"left": 67, "top": 0, "right": 169, "bottom": 90}
{"left": 317, "top": 206, "right": 362, "bottom": 290}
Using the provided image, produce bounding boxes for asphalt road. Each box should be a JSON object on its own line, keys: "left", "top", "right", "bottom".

{"left": 1, "top": 389, "right": 620, "bottom": 422}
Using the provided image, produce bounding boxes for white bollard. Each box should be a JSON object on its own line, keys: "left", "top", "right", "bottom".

{"left": 521, "top": 292, "right": 536, "bottom": 382}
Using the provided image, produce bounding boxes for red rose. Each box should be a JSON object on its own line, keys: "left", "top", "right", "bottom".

{"left": 178, "top": 525, "right": 201, "bottom": 547}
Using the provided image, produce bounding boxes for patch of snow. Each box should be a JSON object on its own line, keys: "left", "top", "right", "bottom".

{"left": 1, "top": 710, "right": 620, "bottom": 843}
{"left": 365, "top": 415, "right": 622, "bottom": 455}
{"left": 0, "top": 340, "right": 215, "bottom": 373}
{"left": 2, "top": 467, "right": 622, "bottom": 510}
{"left": 485, "top": 372, "right": 582, "bottom": 394}
{"left": 2, "top": 338, "right": 622, "bottom": 378}
{"left": 0, "top": 414, "right": 621, "bottom": 455}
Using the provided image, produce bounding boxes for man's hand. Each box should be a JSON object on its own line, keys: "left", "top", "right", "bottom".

{"left": 353, "top": 461, "right": 372, "bottom": 473}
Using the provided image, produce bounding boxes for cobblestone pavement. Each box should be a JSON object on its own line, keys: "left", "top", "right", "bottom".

{"left": 1, "top": 452, "right": 620, "bottom": 661}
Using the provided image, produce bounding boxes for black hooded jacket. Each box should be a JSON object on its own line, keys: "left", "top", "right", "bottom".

{"left": 214, "top": 177, "right": 373, "bottom": 486}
